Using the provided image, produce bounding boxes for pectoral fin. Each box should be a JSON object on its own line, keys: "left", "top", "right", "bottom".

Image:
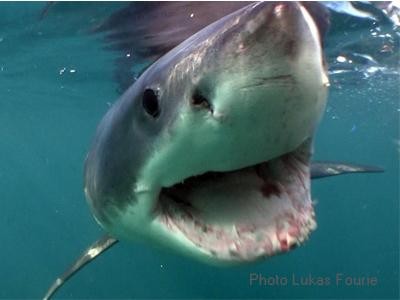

{"left": 43, "top": 234, "right": 118, "bottom": 300}
{"left": 311, "top": 161, "right": 384, "bottom": 179}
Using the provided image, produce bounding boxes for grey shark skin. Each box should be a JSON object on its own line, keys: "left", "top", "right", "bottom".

{"left": 84, "top": 2, "right": 329, "bottom": 264}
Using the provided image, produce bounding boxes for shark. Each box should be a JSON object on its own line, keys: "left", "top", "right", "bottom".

{"left": 43, "top": 2, "right": 383, "bottom": 299}
{"left": 85, "top": 0, "right": 328, "bottom": 264}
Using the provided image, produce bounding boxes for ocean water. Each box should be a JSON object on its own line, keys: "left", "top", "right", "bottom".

{"left": 0, "top": 2, "right": 398, "bottom": 299}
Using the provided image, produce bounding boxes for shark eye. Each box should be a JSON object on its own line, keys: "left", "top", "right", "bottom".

{"left": 142, "top": 88, "right": 160, "bottom": 118}
{"left": 192, "top": 89, "right": 212, "bottom": 110}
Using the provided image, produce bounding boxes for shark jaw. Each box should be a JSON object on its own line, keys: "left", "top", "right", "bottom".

{"left": 157, "top": 139, "right": 316, "bottom": 262}
{"left": 98, "top": 139, "right": 316, "bottom": 265}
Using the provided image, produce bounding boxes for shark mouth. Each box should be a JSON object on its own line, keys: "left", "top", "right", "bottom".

{"left": 156, "top": 140, "right": 316, "bottom": 262}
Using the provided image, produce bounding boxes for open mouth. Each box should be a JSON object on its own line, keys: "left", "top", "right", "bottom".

{"left": 156, "top": 139, "right": 317, "bottom": 262}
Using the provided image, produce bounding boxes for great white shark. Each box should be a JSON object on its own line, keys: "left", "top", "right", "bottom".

{"left": 44, "top": 2, "right": 383, "bottom": 299}
{"left": 86, "top": 0, "right": 329, "bottom": 263}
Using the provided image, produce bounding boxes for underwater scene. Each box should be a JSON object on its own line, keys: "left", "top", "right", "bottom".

{"left": 0, "top": 2, "right": 398, "bottom": 299}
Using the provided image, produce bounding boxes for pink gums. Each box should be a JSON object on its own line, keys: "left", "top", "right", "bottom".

{"left": 158, "top": 149, "right": 316, "bottom": 262}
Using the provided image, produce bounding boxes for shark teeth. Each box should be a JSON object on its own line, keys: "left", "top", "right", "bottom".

{"left": 157, "top": 140, "right": 316, "bottom": 262}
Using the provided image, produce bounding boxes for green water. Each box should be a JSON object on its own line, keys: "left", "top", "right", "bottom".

{"left": 0, "top": 3, "right": 398, "bottom": 299}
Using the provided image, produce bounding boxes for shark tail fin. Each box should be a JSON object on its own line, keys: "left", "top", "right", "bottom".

{"left": 43, "top": 234, "right": 118, "bottom": 300}
{"left": 311, "top": 161, "right": 384, "bottom": 179}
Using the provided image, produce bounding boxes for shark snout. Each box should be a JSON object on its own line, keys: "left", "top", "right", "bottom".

{"left": 239, "top": 2, "right": 321, "bottom": 59}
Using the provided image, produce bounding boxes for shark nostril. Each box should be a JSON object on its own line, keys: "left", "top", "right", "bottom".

{"left": 192, "top": 89, "right": 212, "bottom": 112}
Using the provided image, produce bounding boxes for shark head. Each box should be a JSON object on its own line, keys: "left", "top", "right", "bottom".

{"left": 84, "top": 2, "right": 329, "bottom": 264}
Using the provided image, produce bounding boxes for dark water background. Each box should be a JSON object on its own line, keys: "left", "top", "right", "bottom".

{"left": 0, "top": 2, "right": 398, "bottom": 299}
